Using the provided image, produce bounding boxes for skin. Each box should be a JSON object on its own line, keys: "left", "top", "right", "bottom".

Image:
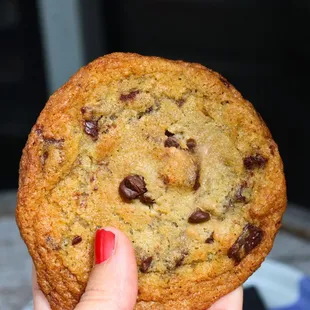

{"left": 32, "top": 228, "right": 243, "bottom": 310}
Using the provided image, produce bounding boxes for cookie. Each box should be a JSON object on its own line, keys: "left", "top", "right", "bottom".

{"left": 16, "top": 53, "right": 286, "bottom": 310}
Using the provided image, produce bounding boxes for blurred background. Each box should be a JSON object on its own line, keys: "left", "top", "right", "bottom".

{"left": 0, "top": 0, "right": 309, "bottom": 309}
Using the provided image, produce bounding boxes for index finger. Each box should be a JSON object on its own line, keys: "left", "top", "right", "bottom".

{"left": 32, "top": 265, "right": 51, "bottom": 310}
{"left": 208, "top": 287, "right": 243, "bottom": 310}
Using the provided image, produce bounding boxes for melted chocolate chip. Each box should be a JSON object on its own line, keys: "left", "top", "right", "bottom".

{"left": 205, "top": 232, "right": 214, "bottom": 244}
{"left": 120, "top": 90, "right": 140, "bottom": 101}
{"left": 44, "top": 137, "right": 65, "bottom": 146}
{"left": 269, "top": 144, "right": 276, "bottom": 156}
{"left": 119, "top": 175, "right": 147, "bottom": 201}
{"left": 41, "top": 151, "right": 48, "bottom": 165}
{"left": 110, "top": 114, "right": 117, "bottom": 120}
{"left": 186, "top": 138, "right": 197, "bottom": 151}
{"left": 139, "top": 194, "right": 155, "bottom": 206}
{"left": 221, "top": 100, "right": 230, "bottom": 105}
{"left": 188, "top": 209, "right": 211, "bottom": 223}
{"left": 228, "top": 224, "right": 263, "bottom": 264}
{"left": 193, "top": 169, "right": 201, "bottom": 190}
{"left": 165, "top": 130, "right": 174, "bottom": 137}
{"left": 175, "top": 251, "right": 188, "bottom": 267}
{"left": 83, "top": 120, "right": 99, "bottom": 140}
{"left": 140, "top": 256, "right": 153, "bottom": 272}
{"left": 46, "top": 236, "right": 60, "bottom": 250}
{"left": 234, "top": 182, "right": 247, "bottom": 203}
{"left": 35, "top": 127, "right": 43, "bottom": 136}
{"left": 162, "top": 175, "right": 170, "bottom": 185}
{"left": 244, "top": 225, "right": 264, "bottom": 254}
{"left": 219, "top": 76, "right": 230, "bottom": 87}
{"left": 72, "top": 236, "right": 82, "bottom": 246}
{"left": 244, "top": 154, "right": 268, "bottom": 170}
{"left": 137, "top": 106, "right": 154, "bottom": 119}
{"left": 145, "top": 106, "right": 153, "bottom": 114}
{"left": 176, "top": 98, "right": 185, "bottom": 107}
{"left": 164, "top": 136, "right": 180, "bottom": 148}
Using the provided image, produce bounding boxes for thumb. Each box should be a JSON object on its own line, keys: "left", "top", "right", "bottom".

{"left": 75, "top": 228, "right": 138, "bottom": 310}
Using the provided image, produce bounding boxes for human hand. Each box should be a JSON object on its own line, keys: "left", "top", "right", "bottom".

{"left": 32, "top": 228, "right": 242, "bottom": 310}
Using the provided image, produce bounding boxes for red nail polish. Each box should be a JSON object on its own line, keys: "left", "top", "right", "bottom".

{"left": 95, "top": 229, "right": 115, "bottom": 264}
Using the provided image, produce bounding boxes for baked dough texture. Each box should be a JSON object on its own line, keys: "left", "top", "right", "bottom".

{"left": 16, "top": 53, "right": 286, "bottom": 309}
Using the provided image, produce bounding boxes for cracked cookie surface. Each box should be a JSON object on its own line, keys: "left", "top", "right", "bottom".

{"left": 16, "top": 53, "right": 286, "bottom": 310}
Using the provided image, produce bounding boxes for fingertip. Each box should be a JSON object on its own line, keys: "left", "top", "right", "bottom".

{"left": 79, "top": 226, "right": 138, "bottom": 309}
{"left": 209, "top": 287, "right": 243, "bottom": 310}
{"left": 32, "top": 265, "right": 51, "bottom": 310}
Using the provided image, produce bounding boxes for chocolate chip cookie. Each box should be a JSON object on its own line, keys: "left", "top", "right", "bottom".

{"left": 16, "top": 53, "right": 286, "bottom": 310}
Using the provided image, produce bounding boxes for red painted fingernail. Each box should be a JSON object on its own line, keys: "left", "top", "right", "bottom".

{"left": 95, "top": 229, "right": 115, "bottom": 264}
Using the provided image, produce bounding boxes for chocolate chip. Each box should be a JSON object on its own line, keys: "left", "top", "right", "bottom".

{"left": 72, "top": 236, "right": 82, "bottom": 246}
{"left": 139, "top": 194, "right": 155, "bottom": 206}
{"left": 46, "top": 236, "right": 60, "bottom": 250}
{"left": 269, "top": 144, "right": 276, "bottom": 155}
{"left": 140, "top": 256, "right": 152, "bottom": 272}
{"left": 41, "top": 151, "right": 48, "bottom": 165}
{"left": 81, "top": 107, "right": 87, "bottom": 114}
{"left": 244, "top": 154, "right": 268, "bottom": 170}
{"left": 35, "top": 127, "right": 43, "bottom": 136}
{"left": 137, "top": 106, "right": 154, "bottom": 119}
{"left": 186, "top": 138, "right": 197, "bottom": 151}
{"left": 110, "top": 114, "right": 117, "bottom": 120}
{"left": 165, "top": 130, "right": 174, "bottom": 137}
{"left": 84, "top": 120, "right": 99, "bottom": 141}
{"left": 119, "top": 175, "right": 147, "bottom": 201}
{"left": 205, "top": 232, "right": 214, "bottom": 244}
{"left": 145, "top": 106, "right": 153, "bottom": 114}
{"left": 219, "top": 76, "right": 230, "bottom": 87}
{"left": 188, "top": 209, "right": 211, "bottom": 223}
{"left": 193, "top": 169, "right": 201, "bottom": 190}
{"left": 234, "top": 182, "right": 247, "bottom": 203}
{"left": 176, "top": 98, "right": 185, "bottom": 107}
{"left": 244, "top": 225, "right": 264, "bottom": 254}
{"left": 44, "top": 137, "right": 65, "bottom": 146}
{"left": 221, "top": 100, "right": 230, "bottom": 105}
{"left": 228, "top": 223, "right": 263, "bottom": 264}
{"left": 175, "top": 251, "right": 188, "bottom": 267}
{"left": 164, "top": 137, "right": 180, "bottom": 148}
{"left": 120, "top": 90, "right": 140, "bottom": 101}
